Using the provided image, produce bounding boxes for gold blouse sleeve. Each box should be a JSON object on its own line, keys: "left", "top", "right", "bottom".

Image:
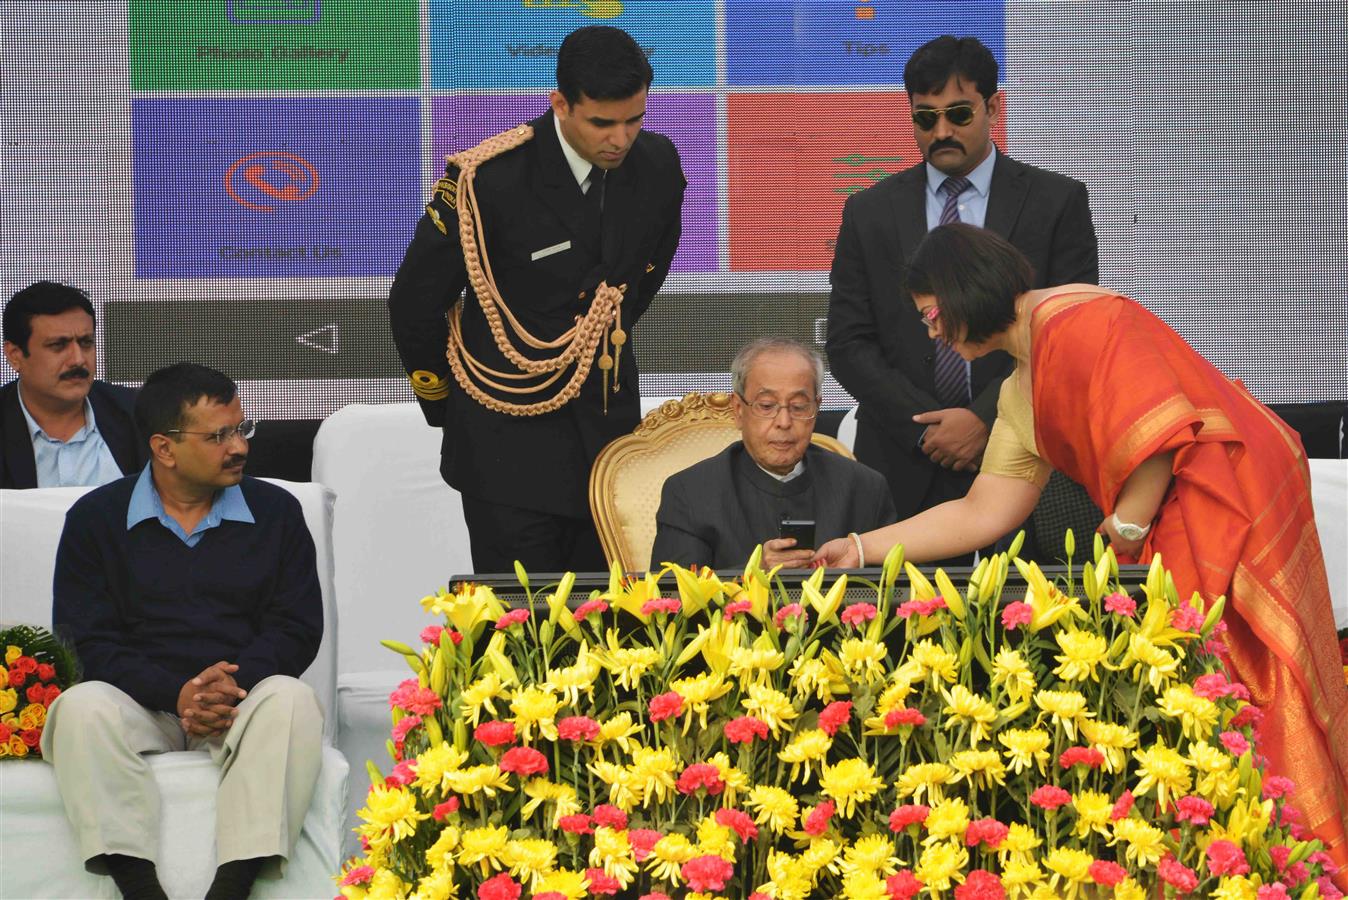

{"left": 980, "top": 377, "right": 1053, "bottom": 488}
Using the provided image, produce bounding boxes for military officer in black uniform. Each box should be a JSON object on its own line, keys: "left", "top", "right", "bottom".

{"left": 388, "top": 25, "right": 686, "bottom": 574}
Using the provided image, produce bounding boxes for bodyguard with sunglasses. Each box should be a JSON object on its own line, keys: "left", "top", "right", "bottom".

{"left": 826, "top": 34, "right": 1099, "bottom": 563}
{"left": 44, "top": 363, "right": 323, "bottom": 900}
{"left": 649, "top": 338, "right": 895, "bottom": 570}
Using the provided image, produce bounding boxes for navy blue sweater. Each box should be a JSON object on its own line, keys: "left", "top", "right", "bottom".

{"left": 53, "top": 474, "right": 323, "bottom": 714}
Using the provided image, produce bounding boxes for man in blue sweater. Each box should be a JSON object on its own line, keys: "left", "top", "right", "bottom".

{"left": 42, "top": 363, "right": 324, "bottom": 900}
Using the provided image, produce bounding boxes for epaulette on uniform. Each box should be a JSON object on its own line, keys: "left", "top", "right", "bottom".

{"left": 427, "top": 125, "right": 533, "bottom": 235}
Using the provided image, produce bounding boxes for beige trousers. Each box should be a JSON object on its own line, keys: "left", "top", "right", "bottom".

{"left": 40, "top": 675, "right": 323, "bottom": 877}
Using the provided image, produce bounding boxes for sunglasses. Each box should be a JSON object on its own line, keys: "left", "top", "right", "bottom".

{"left": 912, "top": 103, "right": 977, "bottom": 131}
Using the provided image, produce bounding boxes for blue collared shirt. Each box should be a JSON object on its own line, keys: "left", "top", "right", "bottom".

{"left": 924, "top": 145, "right": 998, "bottom": 231}
{"left": 125, "top": 465, "right": 255, "bottom": 547}
{"left": 17, "top": 387, "right": 123, "bottom": 488}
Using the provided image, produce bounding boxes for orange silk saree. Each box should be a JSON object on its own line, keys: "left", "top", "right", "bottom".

{"left": 1031, "top": 293, "right": 1348, "bottom": 876}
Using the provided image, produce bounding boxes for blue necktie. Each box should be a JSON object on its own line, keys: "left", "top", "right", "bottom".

{"left": 932, "top": 176, "right": 972, "bottom": 407}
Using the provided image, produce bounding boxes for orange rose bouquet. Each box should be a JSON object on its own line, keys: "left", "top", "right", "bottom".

{"left": 0, "top": 624, "right": 78, "bottom": 759}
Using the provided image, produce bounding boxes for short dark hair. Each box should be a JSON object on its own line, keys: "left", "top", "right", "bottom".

{"left": 904, "top": 35, "right": 998, "bottom": 100}
{"left": 3, "top": 281, "right": 96, "bottom": 353}
{"left": 556, "top": 26, "right": 653, "bottom": 105}
{"left": 134, "top": 363, "right": 238, "bottom": 446}
{"left": 906, "top": 224, "right": 1033, "bottom": 344}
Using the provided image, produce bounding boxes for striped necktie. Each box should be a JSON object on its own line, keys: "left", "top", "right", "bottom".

{"left": 932, "top": 175, "right": 972, "bottom": 407}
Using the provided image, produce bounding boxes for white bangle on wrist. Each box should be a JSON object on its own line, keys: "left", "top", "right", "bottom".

{"left": 848, "top": 532, "right": 866, "bottom": 567}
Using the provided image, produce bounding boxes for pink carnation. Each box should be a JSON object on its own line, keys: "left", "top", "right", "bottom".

{"left": 1270, "top": 845, "right": 1292, "bottom": 872}
{"left": 640, "top": 895, "right": 673, "bottom": 900}
{"left": 722, "top": 600, "right": 752, "bottom": 620}
{"left": 556, "top": 715, "right": 600, "bottom": 742}
{"left": 385, "top": 759, "right": 417, "bottom": 786}
{"left": 1104, "top": 592, "right": 1137, "bottom": 617}
{"left": 391, "top": 714, "right": 421, "bottom": 757}
{"left": 1219, "top": 730, "right": 1250, "bottom": 755}
{"left": 724, "top": 715, "right": 769, "bottom": 744}
{"left": 954, "top": 870, "right": 1005, "bottom": 900}
{"left": 573, "top": 599, "right": 609, "bottom": 619}
{"left": 1258, "top": 886, "right": 1291, "bottom": 900}
{"left": 818, "top": 701, "right": 852, "bottom": 736}
{"left": 897, "top": 597, "right": 947, "bottom": 618}
{"left": 1171, "top": 604, "right": 1205, "bottom": 632}
{"left": 803, "top": 800, "right": 834, "bottom": 836}
{"left": 593, "top": 804, "right": 628, "bottom": 830}
{"left": 648, "top": 691, "right": 684, "bottom": 723}
{"left": 1310, "top": 850, "right": 1341, "bottom": 877}
{"left": 1230, "top": 704, "right": 1263, "bottom": 729}
{"left": 681, "top": 855, "right": 735, "bottom": 892}
{"left": 1000, "top": 601, "right": 1033, "bottom": 629}
{"left": 1282, "top": 862, "right": 1310, "bottom": 887}
{"left": 963, "top": 818, "right": 1009, "bottom": 849}
{"left": 1059, "top": 747, "right": 1105, "bottom": 770}
{"left": 773, "top": 602, "right": 807, "bottom": 629}
{"left": 641, "top": 597, "right": 681, "bottom": 616}
{"left": 889, "top": 804, "right": 930, "bottom": 832}
{"left": 1263, "top": 775, "right": 1296, "bottom": 799}
{"left": 433, "top": 797, "right": 460, "bottom": 819}
{"left": 558, "top": 814, "right": 593, "bottom": 834}
{"left": 887, "top": 871, "right": 924, "bottom": 899}
{"left": 533, "top": 894, "right": 567, "bottom": 900}
{"left": 676, "top": 763, "right": 725, "bottom": 796}
{"left": 585, "top": 868, "right": 621, "bottom": 895}
{"left": 340, "top": 865, "right": 375, "bottom": 886}
{"left": 1089, "top": 860, "right": 1128, "bottom": 886}
{"left": 1029, "top": 785, "right": 1072, "bottom": 810}
{"left": 1206, "top": 839, "right": 1251, "bottom": 876}
{"left": 1318, "top": 877, "right": 1345, "bottom": 900}
{"left": 628, "top": 828, "right": 664, "bottom": 861}
{"left": 1158, "top": 854, "right": 1198, "bottom": 895}
{"left": 1175, "top": 795, "right": 1215, "bottom": 825}
{"left": 841, "top": 603, "right": 878, "bottom": 627}
{"left": 715, "top": 807, "right": 759, "bottom": 842}
{"left": 494, "top": 608, "right": 530, "bottom": 630}
{"left": 388, "top": 679, "right": 442, "bottom": 716}
{"left": 477, "top": 873, "right": 521, "bottom": 900}
{"left": 420, "top": 624, "right": 445, "bottom": 644}
{"left": 1110, "top": 790, "right": 1136, "bottom": 820}
{"left": 474, "top": 720, "right": 517, "bottom": 747}
{"left": 885, "top": 707, "right": 926, "bottom": 728}
{"left": 499, "top": 746, "right": 549, "bottom": 776}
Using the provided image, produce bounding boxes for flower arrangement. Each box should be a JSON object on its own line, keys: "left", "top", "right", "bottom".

{"left": 0, "top": 624, "right": 77, "bottom": 759}
{"left": 339, "top": 535, "right": 1341, "bottom": 899}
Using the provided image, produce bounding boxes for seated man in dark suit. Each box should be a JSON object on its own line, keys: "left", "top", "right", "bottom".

{"left": 650, "top": 337, "right": 897, "bottom": 570}
{"left": 42, "top": 363, "right": 324, "bottom": 900}
{"left": 1, "top": 281, "right": 143, "bottom": 488}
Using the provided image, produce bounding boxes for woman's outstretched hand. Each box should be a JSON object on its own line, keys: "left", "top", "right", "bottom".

{"left": 812, "top": 536, "right": 859, "bottom": 568}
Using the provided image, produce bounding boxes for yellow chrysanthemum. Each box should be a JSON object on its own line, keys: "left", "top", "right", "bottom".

{"left": 992, "top": 647, "right": 1037, "bottom": 703}
{"left": 532, "top": 868, "right": 590, "bottom": 900}
{"left": 424, "top": 825, "right": 460, "bottom": 870}
{"left": 590, "top": 759, "right": 639, "bottom": 811}
{"left": 998, "top": 728, "right": 1052, "bottom": 775}
{"left": 913, "top": 839, "right": 968, "bottom": 893}
{"left": 819, "top": 758, "right": 884, "bottom": 818}
{"left": 759, "top": 849, "right": 813, "bottom": 900}
{"left": 1110, "top": 817, "right": 1167, "bottom": 867}
{"left": 1034, "top": 689, "right": 1093, "bottom": 741}
{"left": 788, "top": 651, "right": 850, "bottom": 702}
{"left": 509, "top": 685, "right": 561, "bottom": 741}
{"left": 599, "top": 642, "right": 662, "bottom": 691}
{"left": 997, "top": 822, "right": 1043, "bottom": 864}
{"left": 742, "top": 683, "right": 798, "bottom": 735}
{"left": 1079, "top": 719, "right": 1139, "bottom": 774}
{"left": 839, "top": 637, "right": 888, "bottom": 683}
{"left": 456, "top": 824, "right": 510, "bottom": 872}
{"left": 595, "top": 711, "right": 643, "bottom": 754}
{"left": 876, "top": 663, "right": 924, "bottom": 713}
{"left": 1071, "top": 790, "right": 1114, "bottom": 839}
{"left": 671, "top": 672, "right": 733, "bottom": 731}
{"left": 801, "top": 836, "right": 843, "bottom": 878}
{"left": 894, "top": 761, "right": 955, "bottom": 804}
{"left": 412, "top": 742, "right": 470, "bottom": 795}
{"left": 646, "top": 833, "right": 696, "bottom": 882}
{"left": 459, "top": 673, "right": 508, "bottom": 726}
{"left": 777, "top": 728, "right": 832, "bottom": 783}
{"left": 589, "top": 825, "right": 639, "bottom": 884}
{"left": 728, "top": 643, "right": 785, "bottom": 687}
{"left": 545, "top": 644, "right": 601, "bottom": 707}
{"left": 922, "top": 797, "right": 970, "bottom": 845}
{"left": 708, "top": 752, "right": 750, "bottom": 806}
{"left": 1113, "top": 878, "right": 1148, "bottom": 900}
{"left": 444, "top": 764, "right": 513, "bottom": 806}
{"left": 1211, "top": 875, "right": 1259, "bottom": 900}
{"left": 840, "top": 834, "right": 901, "bottom": 879}
{"left": 839, "top": 871, "right": 891, "bottom": 899}
{"left": 1053, "top": 629, "right": 1110, "bottom": 682}
{"left": 1132, "top": 742, "right": 1192, "bottom": 811}
{"left": 627, "top": 745, "right": 680, "bottom": 808}
{"left": 746, "top": 785, "right": 799, "bottom": 834}
{"left": 1000, "top": 855, "right": 1046, "bottom": 895}
{"left": 501, "top": 837, "right": 557, "bottom": 889}
{"left": 694, "top": 814, "right": 737, "bottom": 862}
{"left": 910, "top": 639, "right": 958, "bottom": 684}
{"left": 412, "top": 865, "right": 457, "bottom": 900}
{"left": 357, "top": 784, "right": 428, "bottom": 851}
{"left": 1125, "top": 633, "right": 1182, "bottom": 692}
{"left": 520, "top": 778, "right": 580, "bottom": 827}
{"left": 949, "top": 748, "right": 1008, "bottom": 790}
{"left": 1044, "top": 846, "right": 1094, "bottom": 899}
{"left": 941, "top": 684, "right": 997, "bottom": 745}
{"left": 1158, "top": 683, "right": 1220, "bottom": 741}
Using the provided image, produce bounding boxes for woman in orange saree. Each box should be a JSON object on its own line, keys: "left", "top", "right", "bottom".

{"left": 817, "top": 223, "right": 1348, "bottom": 880}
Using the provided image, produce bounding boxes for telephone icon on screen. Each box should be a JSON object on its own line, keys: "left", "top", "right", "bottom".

{"left": 224, "top": 151, "right": 320, "bottom": 213}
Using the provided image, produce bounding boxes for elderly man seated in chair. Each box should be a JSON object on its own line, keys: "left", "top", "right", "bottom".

{"left": 650, "top": 337, "right": 896, "bottom": 570}
{"left": 42, "top": 363, "right": 324, "bottom": 900}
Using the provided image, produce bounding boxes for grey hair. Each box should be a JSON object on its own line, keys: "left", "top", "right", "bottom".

{"left": 730, "top": 337, "right": 825, "bottom": 398}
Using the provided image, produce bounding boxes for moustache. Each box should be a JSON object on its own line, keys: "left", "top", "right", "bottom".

{"left": 223, "top": 455, "right": 248, "bottom": 468}
{"left": 59, "top": 366, "right": 91, "bottom": 381}
{"left": 927, "top": 139, "right": 965, "bottom": 155}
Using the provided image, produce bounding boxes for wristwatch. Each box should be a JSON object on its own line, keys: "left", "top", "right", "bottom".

{"left": 1109, "top": 513, "right": 1151, "bottom": 542}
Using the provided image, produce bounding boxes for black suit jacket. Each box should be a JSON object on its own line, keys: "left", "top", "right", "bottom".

{"left": 389, "top": 111, "right": 686, "bottom": 517}
{"left": 0, "top": 379, "right": 143, "bottom": 489}
{"left": 650, "top": 443, "right": 898, "bottom": 570}
{"left": 826, "top": 151, "right": 1098, "bottom": 517}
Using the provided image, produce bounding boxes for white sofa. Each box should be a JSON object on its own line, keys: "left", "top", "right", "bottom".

{"left": 0, "top": 481, "right": 349, "bottom": 899}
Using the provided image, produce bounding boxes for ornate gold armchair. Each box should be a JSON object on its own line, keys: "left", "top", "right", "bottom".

{"left": 589, "top": 392, "right": 855, "bottom": 573}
